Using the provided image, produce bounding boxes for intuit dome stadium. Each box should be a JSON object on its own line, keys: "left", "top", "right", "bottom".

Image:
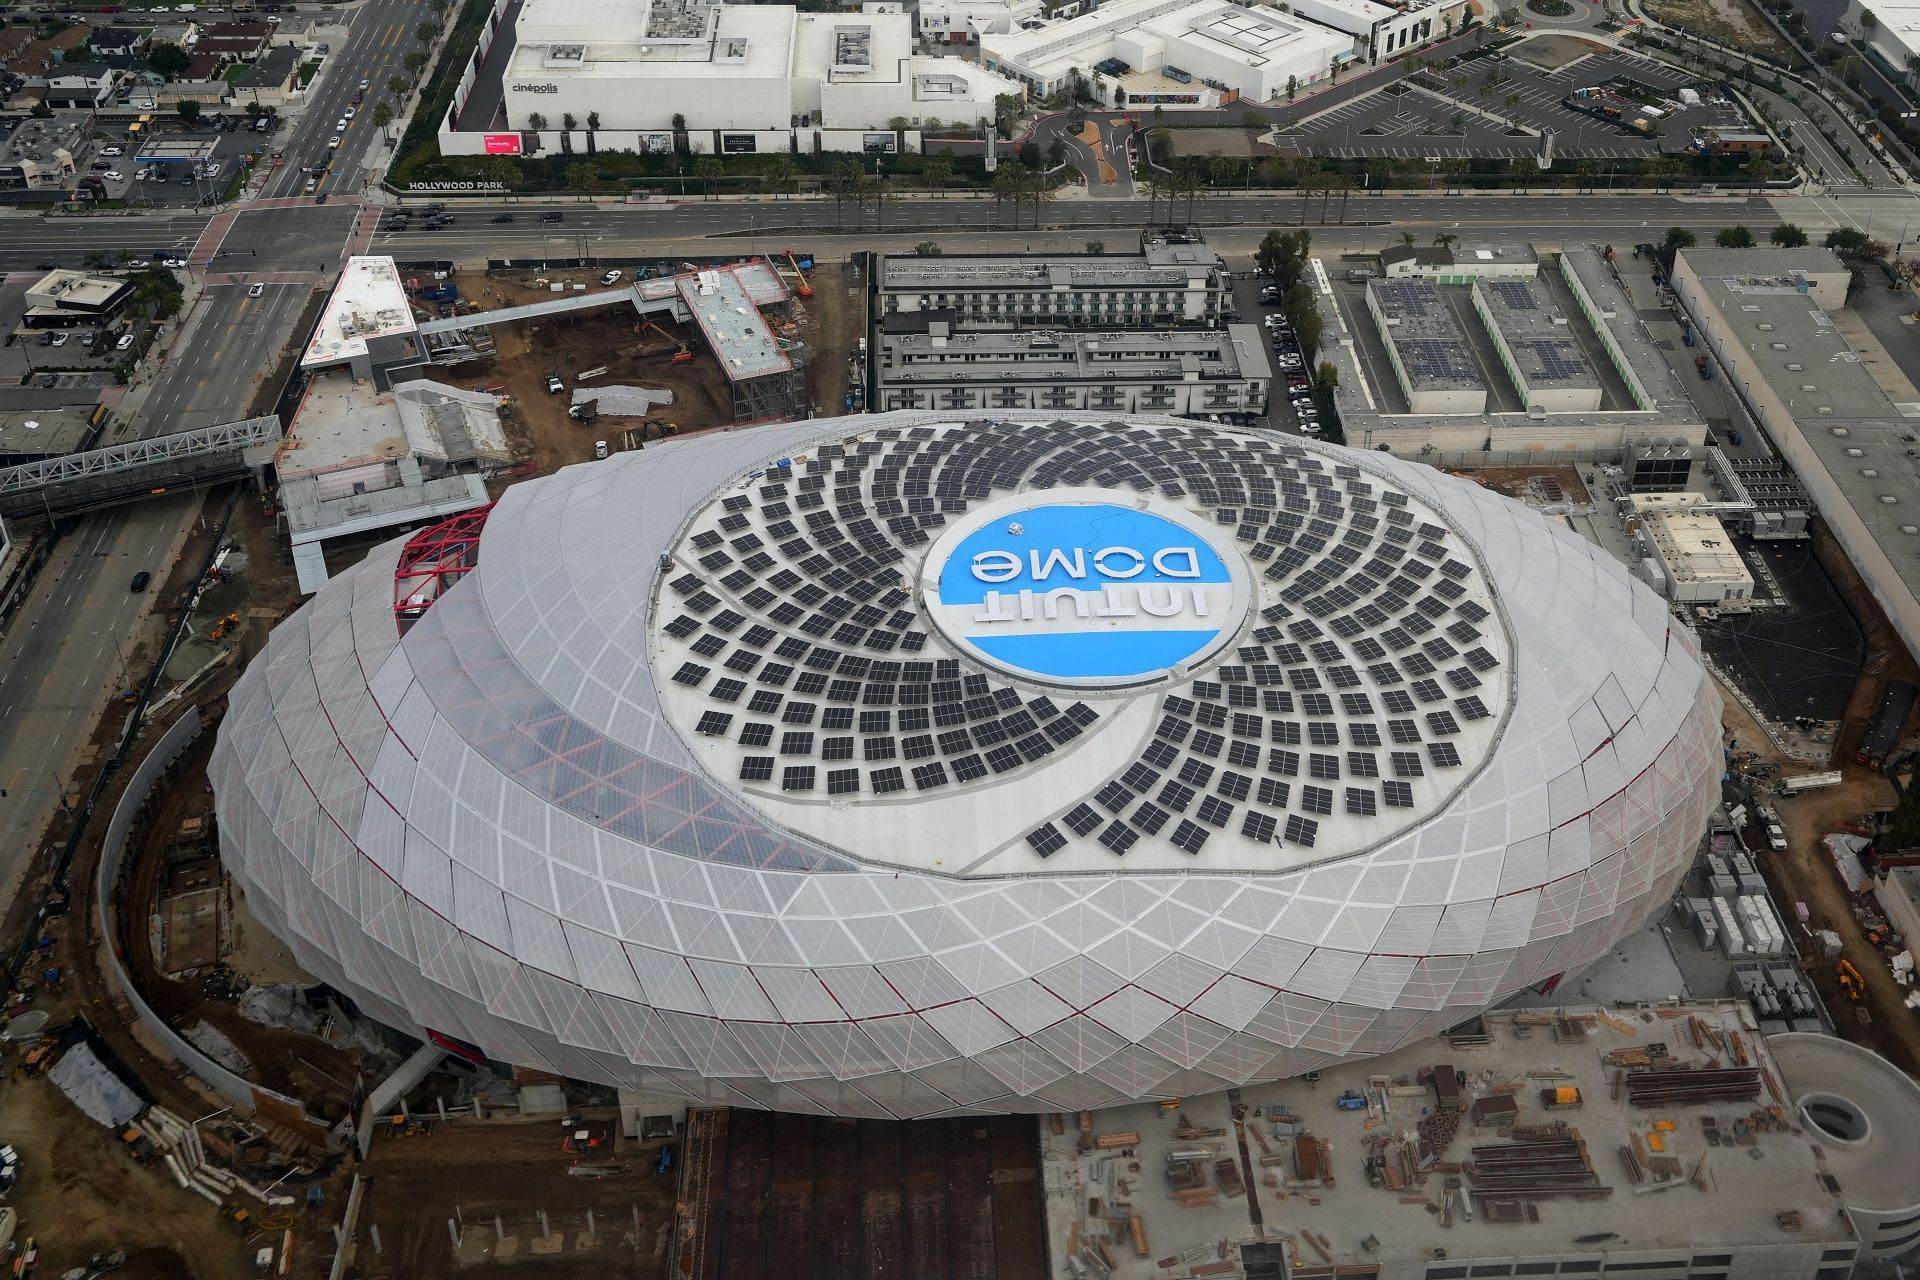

{"left": 210, "top": 414, "right": 1721, "bottom": 1117}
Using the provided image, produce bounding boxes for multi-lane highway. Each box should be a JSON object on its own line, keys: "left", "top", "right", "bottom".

{"left": 0, "top": 497, "right": 199, "bottom": 895}
{"left": 260, "top": 0, "right": 429, "bottom": 201}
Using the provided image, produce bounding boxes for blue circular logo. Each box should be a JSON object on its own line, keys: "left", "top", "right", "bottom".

{"left": 922, "top": 497, "right": 1247, "bottom": 688}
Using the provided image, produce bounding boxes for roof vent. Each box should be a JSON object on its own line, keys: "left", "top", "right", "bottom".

{"left": 1831, "top": 426, "right": 1848, "bottom": 434}
{"left": 1882, "top": 495, "right": 1900, "bottom": 505}
{"left": 1862, "top": 469, "right": 1879, "bottom": 478}
{"left": 1903, "top": 526, "right": 1919, "bottom": 535}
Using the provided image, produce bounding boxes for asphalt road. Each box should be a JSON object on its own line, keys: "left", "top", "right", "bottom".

{"left": 0, "top": 497, "right": 196, "bottom": 895}
{"left": 260, "top": 0, "right": 431, "bottom": 201}
{"left": 139, "top": 280, "right": 313, "bottom": 433}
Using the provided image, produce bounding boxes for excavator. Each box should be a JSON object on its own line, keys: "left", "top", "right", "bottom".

{"left": 1834, "top": 959, "right": 1867, "bottom": 1003}
{"left": 637, "top": 320, "right": 694, "bottom": 365}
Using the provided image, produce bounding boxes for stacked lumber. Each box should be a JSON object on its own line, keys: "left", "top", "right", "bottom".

{"left": 1622, "top": 1068, "right": 1761, "bottom": 1108}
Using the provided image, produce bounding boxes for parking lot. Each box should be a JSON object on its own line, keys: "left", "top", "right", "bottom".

{"left": 1269, "top": 42, "right": 1756, "bottom": 163}
{"left": 1226, "top": 273, "right": 1322, "bottom": 436}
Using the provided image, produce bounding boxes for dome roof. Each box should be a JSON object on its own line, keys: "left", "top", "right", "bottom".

{"left": 210, "top": 414, "right": 1722, "bottom": 1118}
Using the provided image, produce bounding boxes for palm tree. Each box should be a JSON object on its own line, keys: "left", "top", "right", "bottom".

{"left": 1440, "top": 157, "right": 1468, "bottom": 194}
{"left": 993, "top": 160, "right": 1028, "bottom": 227}
{"left": 692, "top": 156, "right": 722, "bottom": 200}
{"left": 1576, "top": 158, "right": 1602, "bottom": 193}
{"left": 1745, "top": 157, "right": 1775, "bottom": 192}
{"left": 923, "top": 152, "right": 952, "bottom": 197}
{"left": 1296, "top": 159, "right": 1320, "bottom": 222}
{"left": 415, "top": 20, "right": 437, "bottom": 46}
{"left": 1503, "top": 92, "right": 1520, "bottom": 128}
{"left": 1335, "top": 173, "right": 1357, "bottom": 222}
{"left": 1434, "top": 231, "right": 1458, "bottom": 249}
{"left": 1507, "top": 156, "right": 1530, "bottom": 194}
{"left": 830, "top": 159, "right": 863, "bottom": 227}
{"left": 387, "top": 74, "right": 408, "bottom": 103}
{"left": 1401, "top": 231, "right": 1418, "bottom": 247}
{"left": 586, "top": 110, "right": 600, "bottom": 156}
{"left": 372, "top": 100, "right": 394, "bottom": 145}
{"left": 1026, "top": 171, "right": 1056, "bottom": 228}
{"left": 765, "top": 155, "right": 798, "bottom": 200}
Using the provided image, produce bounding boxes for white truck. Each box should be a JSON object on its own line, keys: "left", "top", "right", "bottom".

{"left": 1779, "top": 771, "right": 1843, "bottom": 796}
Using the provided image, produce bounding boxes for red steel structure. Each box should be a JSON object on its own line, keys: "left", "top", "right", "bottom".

{"left": 392, "top": 504, "right": 492, "bottom": 631}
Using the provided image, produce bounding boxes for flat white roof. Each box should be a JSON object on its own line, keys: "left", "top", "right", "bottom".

{"left": 1645, "top": 510, "right": 1751, "bottom": 586}
{"left": 1281, "top": 0, "right": 1394, "bottom": 23}
{"left": 793, "top": 11, "right": 911, "bottom": 79}
{"left": 301, "top": 257, "right": 416, "bottom": 370}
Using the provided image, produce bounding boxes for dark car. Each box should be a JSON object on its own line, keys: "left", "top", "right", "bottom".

{"left": 540, "top": 211, "right": 564, "bottom": 223}
{"left": 130, "top": 571, "right": 151, "bottom": 593}
{"left": 491, "top": 212, "right": 513, "bottom": 223}
{"left": 34, "top": 261, "right": 58, "bottom": 270}
{"left": 315, "top": 193, "right": 328, "bottom": 204}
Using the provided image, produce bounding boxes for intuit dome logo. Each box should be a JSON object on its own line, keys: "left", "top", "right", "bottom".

{"left": 923, "top": 496, "right": 1249, "bottom": 688}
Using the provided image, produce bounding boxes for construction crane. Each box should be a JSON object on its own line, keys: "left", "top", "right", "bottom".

{"left": 637, "top": 320, "right": 694, "bottom": 364}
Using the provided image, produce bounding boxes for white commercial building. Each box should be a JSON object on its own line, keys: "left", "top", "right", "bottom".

{"left": 1277, "top": 0, "right": 1469, "bottom": 63}
{"left": 916, "top": 0, "right": 1042, "bottom": 43}
{"left": 489, "top": 0, "right": 1019, "bottom": 152}
{"left": 982, "top": 0, "right": 1354, "bottom": 106}
{"left": 1636, "top": 507, "right": 1754, "bottom": 608}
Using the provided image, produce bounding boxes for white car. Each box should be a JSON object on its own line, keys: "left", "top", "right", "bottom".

{"left": 248, "top": 283, "right": 265, "bottom": 298}
{"left": 101, "top": 145, "right": 123, "bottom": 157}
{"left": 600, "top": 269, "right": 623, "bottom": 285}
{"left": 49, "top": 332, "right": 68, "bottom": 347}
{"left": 267, "top": 13, "right": 281, "bottom": 20}
{"left": 359, "top": 79, "right": 370, "bottom": 90}
{"left": 116, "top": 333, "right": 135, "bottom": 351}
{"left": 335, "top": 119, "right": 349, "bottom": 131}
{"left": 1766, "top": 823, "right": 1788, "bottom": 851}
{"left": 327, "top": 136, "right": 342, "bottom": 149}
{"left": 343, "top": 107, "right": 356, "bottom": 119}
{"left": 103, "top": 170, "right": 122, "bottom": 181}
{"left": 163, "top": 258, "right": 185, "bottom": 268}
{"left": 1262, "top": 313, "right": 1288, "bottom": 328}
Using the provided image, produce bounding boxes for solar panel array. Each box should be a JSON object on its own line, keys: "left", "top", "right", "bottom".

{"left": 1399, "top": 339, "right": 1479, "bottom": 386}
{"left": 1488, "top": 280, "right": 1539, "bottom": 311}
{"left": 1511, "top": 338, "right": 1592, "bottom": 388}
{"left": 653, "top": 420, "right": 1511, "bottom": 870}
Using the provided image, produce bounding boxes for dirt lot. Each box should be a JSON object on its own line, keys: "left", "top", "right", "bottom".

{"left": 421, "top": 306, "right": 734, "bottom": 480}
{"left": 0, "top": 1070, "right": 259, "bottom": 1280}
{"left": 800, "top": 262, "right": 858, "bottom": 416}
{"left": 1643, "top": 0, "right": 1794, "bottom": 59}
{"left": 356, "top": 1116, "right": 678, "bottom": 1280}
{"left": 1717, "top": 682, "right": 1920, "bottom": 1076}
{"left": 1511, "top": 32, "right": 1610, "bottom": 71}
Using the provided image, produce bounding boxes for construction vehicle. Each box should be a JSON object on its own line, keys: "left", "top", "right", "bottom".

{"left": 568, "top": 400, "right": 599, "bottom": 424}
{"left": 1541, "top": 1086, "right": 1583, "bottom": 1110}
{"left": 1835, "top": 959, "right": 1867, "bottom": 1003}
{"left": 18, "top": 1041, "right": 55, "bottom": 1077}
{"left": 782, "top": 249, "right": 815, "bottom": 298}
{"left": 220, "top": 1203, "right": 254, "bottom": 1235}
{"left": 1334, "top": 1090, "right": 1366, "bottom": 1111}
{"left": 637, "top": 321, "right": 693, "bottom": 364}
{"left": 119, "top": 1125, "right": 158, "bottom": 1163}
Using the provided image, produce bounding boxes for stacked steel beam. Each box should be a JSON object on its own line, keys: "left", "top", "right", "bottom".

{"left": 1622, "top": 1068, "right": 1762, "bottom": 1108}
{"left": 1466, "top": 1137, "right": 1611, "bottom": 1202}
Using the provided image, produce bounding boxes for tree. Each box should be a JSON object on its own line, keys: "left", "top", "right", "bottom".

{"left": 562, "top": 112, "right": 577, "bottom": 133}
{"left": 1287, "top": 73, "right": 1298, "bottom": 102}
{"left": 176, "top": 99, "right": 201, "bottom": 124}
{"left": 692, "top": 156, "right": 723, "bottom": 200}
{"left": 1313, "top": 361, "right": 1339, "bottom": 393}
{"left": 923, "top": 152, "right": 952, "bottom": 197}
{"left": 1576, "top": 158, "right": 1601, "bottom": 193}
{"left": 765, "top": 155, "right": 798, "bottom": 200}
{"left": 914, "top": 241, "right": 943, "bottom": 256}
{"left": 1663, "top": 226, "right": 1697, "bottom": 251}
{"left": 672, "top": 112, "right": 689, "bottom": 156}
{"left": 1256, "top": 228, "right": 1311, "bottom": 287}
{"left": 403, "top": 49, "right": 428, "bottom": 78}
{"left": 147, "top": 40, "right": 190, "bottom": 77}
{"left": 566, "top": 161, "right": 601, "bottom": 191}
{"left": 388, "top": 73, "right": 409, "bottom": 102}
{"left": 993, "top": 92, "right": 1023, "bottom": 139}
{"left": 1716, "top": 224, "right": 1756, "bottom": 247}
{"left": 559, "top": 112, "right": 574, "bottom": 154}
{"left": 993, "top": 160, "right": 1028, "bottom": 226}
{"left": 1085, "top": 240, "right": 1105, "bottom": 254}
{"left": 829, "top": 158, "right": 863, "bottom": 227}
{"left": 1824, "top": 227, "right": 1888, "bottom": 258}
{"left": 130, "top": 265, "right": 185, "bottom": 321}
{"left": 1504, "top": 92, "right": 1521, "bottom": 127}
{"left": 415, "top": 20, "right": 437, "bottom": 45}
{"left": 1862, "top": 6, "right": 1878, "bottom": 25}
{"left": 1770, "top": 222, "right": 1809, "bottom": 247}
{"left": 1745, "top": 157, "right": 1775, "bottom": 191}
{"left": 1329, "top": 54, "right": 1343, "bottom": 83}
{"left": 526, "top": 110, "right": 547, "bottom": 132}
{"left": 1434, "top": 231, "right": 1458, "bottom": 249}
{"left": 586, "top": 110, "right": 599, "bottom": 156}
{"left": 372, "top": 100, "right": 394, "bottom": 144}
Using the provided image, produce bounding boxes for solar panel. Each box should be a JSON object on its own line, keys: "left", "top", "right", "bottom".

{"left": 1168, "top": 819, "right": 1210, "bottom": 855}
{"left": 1027, "top": 824, "right": 1067, "bottom": 857}
{"left": 739, "top": 756, "right": 774, "bottom": 781}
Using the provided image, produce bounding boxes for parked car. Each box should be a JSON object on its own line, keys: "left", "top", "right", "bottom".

{"left": 116, "top": 333, "right": 135, "bottom": 351}
{"left": 130, "top": 570, "right": 151, "bottom": 592}
{"left": 600, "top": 269, "right": 623, "bottom": 285}
{"left": 102, "top": 146, "right": 123, "bottom": 156}
{"left": 90, "top": 160, "right": 112, "bottom": 171}
{"left": 162, "top": 258, "right": 184, "bottom": 268}
{"left": 49, "top": 332, "right": 68, "bottom": 347}
{"left": 103, "top": 170, "right": 123, "bottom": 181}
{"left": 1262, "top": 313, "right": 1288, "bottom": 328}
{"left": 37, "top": 332, "right": 54, "bottom": 347}
{"left": 545, "top": 373, "right": 565, "bottom": 394}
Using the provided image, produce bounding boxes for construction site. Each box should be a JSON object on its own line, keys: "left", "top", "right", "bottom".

{"left": 1039, "top": 1003, "right": 1919, "bottom": 1280}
